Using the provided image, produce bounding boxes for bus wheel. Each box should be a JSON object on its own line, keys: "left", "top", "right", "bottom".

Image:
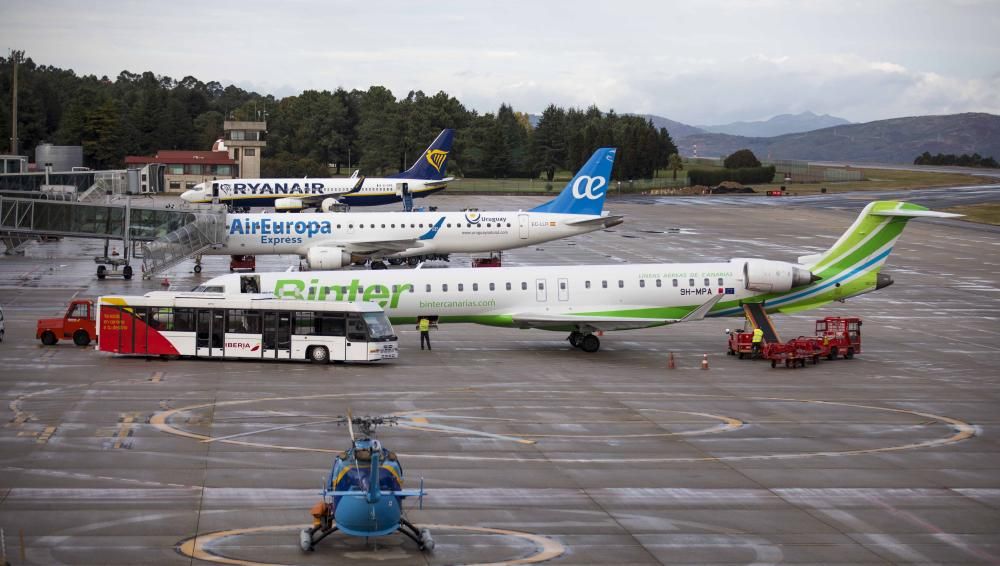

{"left": 123, "top": 265, "right": 133, "bottom": 280}
{"left": 580, "top": 334, "right": 600, "bottom": 353}
{"left": 96, "top": 265, "right": 107, "bottom": 279}
{"left": 73, "top": 330, "right": 91, "bottom": 346}
{"left": 828, "top": 347, "right": 838, "bottom": 360}
{"left": 309, "top": 346, "right": 330, "bottom": 364}
{"left": 845, "top": 347, "right": 854, "bottom": 359}
{"left": 41, "top": 331, "right": 58, "bottom": 346}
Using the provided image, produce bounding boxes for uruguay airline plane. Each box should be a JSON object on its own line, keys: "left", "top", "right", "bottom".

{"left": 198, "top": 201, "right": 958, "bottom": 352}
{"left": 179, "top": 129, "right": 455, "bottom": 211}
{"left": 206, "top": 148, "right": 622, "bottom": 269}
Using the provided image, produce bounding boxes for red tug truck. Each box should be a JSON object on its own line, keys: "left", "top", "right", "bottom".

{"left": 37, "top": 299, "right": 97, "bottom": 346}
{"left": 727, "top": 302, "right": 861, "bottom": 368}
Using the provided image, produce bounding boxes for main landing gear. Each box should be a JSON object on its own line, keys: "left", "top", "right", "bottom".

{"left": 568, "top": 331, "right": 600, "bottom": 353}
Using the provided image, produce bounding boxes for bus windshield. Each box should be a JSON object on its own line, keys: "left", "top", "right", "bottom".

{"left": 363, "top": 312, "right": 396, "bottom": 341}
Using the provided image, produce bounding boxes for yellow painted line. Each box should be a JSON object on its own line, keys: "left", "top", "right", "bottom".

{"left": 150, "top": 371, "right": 164, "bottom": 383}
{"left": 36, "top": 426, "right": 56, "bottom": 444}
{"left": 410, "top": 416, "right": 429, "bottom": 424}
{"left": 176, "top": 523, "right": 564, "bottom": 566}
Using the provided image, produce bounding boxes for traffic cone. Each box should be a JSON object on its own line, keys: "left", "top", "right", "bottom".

{"left": 668, "top": 352, "right": 675, "bottom": 369}
{"left": 701, "top": 354, "right": 709, "bottom": 370}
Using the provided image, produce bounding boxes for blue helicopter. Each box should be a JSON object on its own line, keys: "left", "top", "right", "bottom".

{"left": 299, "top": 414, "right": 433, "bottom": 552}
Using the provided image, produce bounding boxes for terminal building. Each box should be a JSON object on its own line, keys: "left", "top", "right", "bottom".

{"left": 124, "top": 119, "right": 266, "bottom": 194}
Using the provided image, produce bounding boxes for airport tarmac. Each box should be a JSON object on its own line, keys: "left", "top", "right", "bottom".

{"left": 0, "top": 190, "right": 998, "bottom": 565}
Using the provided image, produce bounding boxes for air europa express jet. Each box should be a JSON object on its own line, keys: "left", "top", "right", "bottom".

{"left": 205, "top": 148, "right": 622, "bottom": 269}
{"left": 198, "top": 201, "right": 958, "bottom": 352}
{"left": 180, "top": 129, "right": 454, "bottom": 211}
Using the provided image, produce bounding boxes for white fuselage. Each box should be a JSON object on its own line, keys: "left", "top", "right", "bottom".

{"left": 212, "top": 210, "right": 618, "bottom": 258}
{"left": 201, "top": 260, "right": 844, "bottom": 326}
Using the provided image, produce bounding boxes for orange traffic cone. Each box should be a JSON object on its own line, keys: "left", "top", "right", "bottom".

{"left": 668, "top": 352, "right": 676, "bottom": 369}
{"left": 701, "top": 354, "right": 709, "bottom": 370}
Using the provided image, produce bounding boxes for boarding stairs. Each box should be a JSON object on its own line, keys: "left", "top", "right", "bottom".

{"left": 402, "top": 191, "right": 414, "bottom": 212}
{"left": 140, "top": 210, "right": 229, "bottom": 279}
{"left": 742, "top": 302, "right": 781, "bottom": 343}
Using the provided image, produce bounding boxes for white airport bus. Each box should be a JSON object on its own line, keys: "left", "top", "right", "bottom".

{"left": 96, "top": 292, "right": 398, "bottom": 363}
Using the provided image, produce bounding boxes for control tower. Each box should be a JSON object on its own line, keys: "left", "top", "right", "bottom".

{"left": 222, "top": 120, "right": 266, "bottom": 178}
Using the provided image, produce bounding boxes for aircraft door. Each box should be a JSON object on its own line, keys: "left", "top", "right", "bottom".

{"left": 518, "top": 214, "right": 529, "bottom": 239}
{"left": 557, "top": 277, "right": 569, "bottom": 301}
{"left": 262, "top": 311, "right": 293, "bottom": 359}
{"left": 535, "top": 278, "right": 547, "bottom": 302}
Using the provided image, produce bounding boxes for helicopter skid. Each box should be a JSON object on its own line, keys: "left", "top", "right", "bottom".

{"left": 299, "top": 525, "right": 338, "bottom": 552}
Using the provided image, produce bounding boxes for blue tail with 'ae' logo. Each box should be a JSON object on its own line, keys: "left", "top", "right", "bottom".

{"left": 390, "top": 129, "right": 454, "bottom": 181}
{"left": 530, "top": 148, "right": 617, "bottom": 215}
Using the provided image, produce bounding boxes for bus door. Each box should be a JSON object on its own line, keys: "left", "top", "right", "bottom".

{"left": 262, "top": 311, "right": 292, "bottom": 359}
{"left": 196, "top": 309, "right": 221, "bottom": 357}
{"left": 535, "top": 278, "right": 547, "bottom": 302}
{"left": 131, "top": 307, "right": 149, "bottom": 355}
{"left": 345, "top": 314, "right": 370, "bottom": 361}
{"left": 518, "top": 214, "right": 529, "bottom": 239}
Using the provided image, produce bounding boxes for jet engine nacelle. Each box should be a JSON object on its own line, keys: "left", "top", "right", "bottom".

{"left": 735, "top": 258, "right": 817, "bottom": 293}
{"left": 274, "top": 197, "right": 304, "bottom": 212}
{"left": 307, "top": 247, "right": 352, "bottom": 270}
{"left": 320, "top": 198, "right": 347, "bottom": 213}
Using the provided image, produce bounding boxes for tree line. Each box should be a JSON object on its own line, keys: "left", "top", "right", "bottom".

{"left": 0, "top": 55, "right": 678, "bottom": 180}
{"left": 913, "top": 151, "right": 998, "bottom": 168}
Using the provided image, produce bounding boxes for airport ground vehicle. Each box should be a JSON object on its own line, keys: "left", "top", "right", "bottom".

{"left": 728, "top": 315, "right": 862, "bottom": 367}
{"left": 472, "top": 252, "right": 502, "bottom": 267}
{"left": 229, "top": 255, "right": 256, "bottom": 272}
{"left": 96, "top": 292, "right": 398, "bottom": 363}
{"left": 37, "top": 299, "right": 96, "bottom": 346}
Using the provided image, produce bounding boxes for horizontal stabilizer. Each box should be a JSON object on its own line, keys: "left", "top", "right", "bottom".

{"left": 564, "top": 214, "right": 624, "bottom": 227}
{"left": 871, "top": 209, "right": 963, "bottom": 218}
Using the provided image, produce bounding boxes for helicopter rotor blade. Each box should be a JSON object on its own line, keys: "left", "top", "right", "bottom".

{"left": 347, "top": 407, "right": 356, "bottom": 443}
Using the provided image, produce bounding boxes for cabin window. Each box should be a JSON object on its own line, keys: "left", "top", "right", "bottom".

{"left": 447, "top": 223, "right": 452, "bottom": 228}
{"left": 507, "top": 223, "right": 511, "bottom": 227}
{"left": 392, "top": 285, "right": 398, "bottom": 293}
{"left": 411, "top": 224, "right": 415, "bottom": 228}
{"left": 718, "top": 278, "right": 724, "bottom": 286}
{"left": 489, "top": 283, "right": 495, "bottom": 291}
{"left": 618, "top": 280, "right": 624, "bottom": 288}
{"left": 442, "top": 284, "right": 448, "bottom": 292}
{"left": 585, "top": 281, "right": 591, "bottom": 289}
{"left": 689, "top": 278, "right": 695, "bottom": 286}
{"left": 506, "top": 282, "right": 511, "bottom": 291}
{"left": 672, "top": 279, "right": 678, "bottom": 287}
{"left": 656, "top": 279, "right": 662, "bottom": 287}
{"left": 467, "top": 223, "right": 473, "bottom": 228}
{"left": 473, "top": 283, "right": 479, "bottom": 291}
{"left": 419, "top": 224, "right": 424, "bottom": 228}
{"left": 337, "top": 224, "right": 342, "bottom": 229}
{"left": 560, "top": 281, "right": 566, "bottom": 290}
{"left": 458, "top": 283, "right": 464, "bottom": 292}
{"left": 371, "top": 224, "right": 376, "bottom": 228}
{"left": 602, "top": 280, "right": 608, "bottom": 288}
{"left": 425, "top": 284, "right": 431, "bottom": 292}
{"left": 537, "top": 282, "right": 544, "bottom": 290}
{"left": 381, "top": 224, "right": 386, "bottom": 228}
{"left": 704, "top": 278, "right": 710, "bottom": 286}
{"left": 521, "top": 282, "right": 527, "bottom": 291}
{"left": 348, "top": 224, "right": 353, "bottom": 229}
{"left": 639, "top": 280, "right": 646, "bottom": 288}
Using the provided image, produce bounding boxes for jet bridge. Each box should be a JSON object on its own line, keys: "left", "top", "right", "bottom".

{"left": 0, "top": 195, "right": 227, "bottom": 278}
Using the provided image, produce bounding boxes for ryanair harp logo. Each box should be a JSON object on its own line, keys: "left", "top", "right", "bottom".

{"left": 425, "top": 149, "right": 449, "bottom": 172}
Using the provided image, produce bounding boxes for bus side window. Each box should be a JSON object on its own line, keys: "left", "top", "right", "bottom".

{"left": 316, "top": 313, "right": 344, "bottom": 336}
{"left": 150, "top": 306, "right": 172, "bottom": 330}
{"left": 347, "top": 314, "right": 367, "bottom": 341}
{"left": 173, "top": 308, "right": 195, "bottom": 332}
{"left": 294, "top": 312, "right": 315, "bottom": 335}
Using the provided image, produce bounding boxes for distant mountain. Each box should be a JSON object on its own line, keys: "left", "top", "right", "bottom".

{"left": 698, "top": 112, "right": 851, "bottom": 137}
{"left": 677, "top": 113, "right": 1000, "bottom": 164}
{"left": 634, "top": 114, "right": 706, "bottom": 139}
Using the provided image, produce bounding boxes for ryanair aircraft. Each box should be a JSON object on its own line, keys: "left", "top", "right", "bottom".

{"left": 199, "top": 201, "right": 958, "bottom": 352}
{"left": 206, "top": 148, "right": 621, "bottom": 269}
{"left": 180, "top": 129, "right": 454, "bottom": 211}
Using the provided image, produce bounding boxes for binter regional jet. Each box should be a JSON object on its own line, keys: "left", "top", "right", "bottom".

{"left": 198, "top": 201, "right": 959, "bottom": 352}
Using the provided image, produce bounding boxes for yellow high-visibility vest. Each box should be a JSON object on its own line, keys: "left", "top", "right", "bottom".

{"left": 751, "top": 328, "right": 764, "bottom": 343}
{"left": 419, "top": 319, "right": 430, "bottom": 332}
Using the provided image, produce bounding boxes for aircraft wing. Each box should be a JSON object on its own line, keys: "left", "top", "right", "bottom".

{"left": 322, "top": 217, "right": 446, "bottom": 257}
{"left": 510, "top": 294, "right": 724, "bottom": 332}
{"left": 564, "top": 214, "right": 624, "bottom": 228}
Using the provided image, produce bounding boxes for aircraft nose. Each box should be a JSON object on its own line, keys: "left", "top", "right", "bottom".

{"left": 180, "top": 190, "right": 196, "bottom": 202}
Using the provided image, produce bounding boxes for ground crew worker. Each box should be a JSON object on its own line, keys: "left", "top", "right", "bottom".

{"left": 418, "top": 317, "right": 432, "bottom": 350}
{"left": 751, "top": 327, "right": 764, "bottom": 358}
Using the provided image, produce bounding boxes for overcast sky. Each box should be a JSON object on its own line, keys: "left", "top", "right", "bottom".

{"left": 3, "top": 0, "right": 999, "bottom": 125}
